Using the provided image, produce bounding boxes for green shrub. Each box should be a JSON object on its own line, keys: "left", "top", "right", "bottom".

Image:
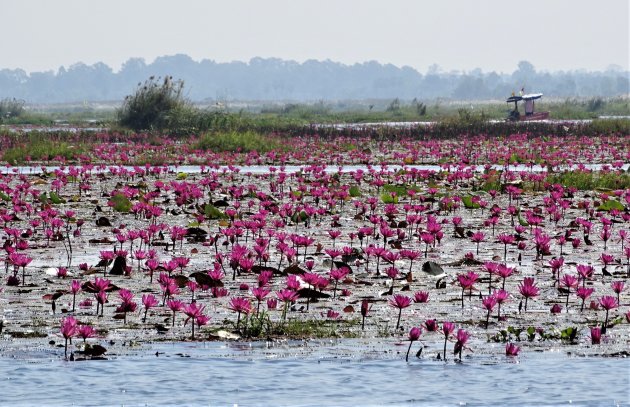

{"left": 117, "top": 76, "right": 193, "bottom": 132}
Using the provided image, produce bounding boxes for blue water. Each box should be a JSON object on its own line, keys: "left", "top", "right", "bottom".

{"left": 0, "top": 340, "right": 628, "bottom": 406}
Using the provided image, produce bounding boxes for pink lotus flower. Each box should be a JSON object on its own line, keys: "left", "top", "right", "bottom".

{"left": 77, "top": 324, "right": 96, "bottom": 343}
{"left": 453, "top": 329, "right": 470, "bottom": 360}
{"left": 576, "top": 286, "right": 595, "bottom": 312}
{"left": 116, "top": 289, "right": 137, "bottom": 324}
{"left": 457, "top": 271, "right": 479, "bottom": 308}
{"left": 424, "top": 319, "right": 438, "bottom": 332}
{"left": 60, "top": 316, "right": 78, "bottom": 359}
{"left": 141, "top": 294, "right": 159, "bottom": 322}
{"left": 228, "top": 297, "right": 252, "bottom": 330}
{"left": 251, "top": 287, "right": 271, "bottom": 314}
{"left": 413, "top": 291, "right": 429, "bottom": 303}
{"left": 550, "top": 304, "right": 562, "bottom": 314}
{"left": 329, "top": 267, "right": 350, "bottom": 299}
{"left": 518, "top": 277, "right": 539, "bottom": 311}
{"left": 167, "top": 299, "right": 184, "bottom": 327}
{"left": 482, "top": 295, "right": 497, "bottom": 328}
{"left": 505, "top": 342, "right": 520, "bottom": 356}
{"left": 406, "top": 326, "right": 422, "bottom": 362}
{"left": 611, "top": 281, "right": 625, "bottom": 303}
{"left": 560, "top": 274, "right": 578, "bottom": 309}
{"left": 277, "top": 289, "right": 299, "bottom": 321}
{"left": 598, "top": 295, "right": 618, "bottom": 330}
{"left": 70, "top": 280, "right": 81, "bottom": 312}
{"left": 590, "top": 326, "right": 601, "bottom": 345}
{"left": 326, "top": 309, "right": 340, "bottom": 320}
{"left": 470, "top": 231, "right": 485, "bottom": 255}
{"left": 388, "top": 294, "right": 412, "bottom": 330}
{"left": 441, "top": 321, "right": 456, "bottom": 361}
{"left": 496, "top": 264, "right": 515, "bottom": 289}
{"left": 183, "top": 302, "right": 206, "bottom": 339}
{"left": 360, "top": 299, "right": 370, "bottom": 330}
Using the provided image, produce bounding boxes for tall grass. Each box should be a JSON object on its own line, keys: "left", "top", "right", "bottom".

{"left": 545, "top": 171, "right": 630, "bottom": 190}
{"left": 3, "top": 133, "right": 85, "bottom": 164}
{"left": 0, "top": 98, "right": 25, "bottom": 120}
{"left": 194, "top": 131, "right": 288, "bottom": 153}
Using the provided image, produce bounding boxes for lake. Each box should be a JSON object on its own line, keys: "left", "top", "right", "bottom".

{"left": 1, "top": 340, "right": 627, "bottom": 406}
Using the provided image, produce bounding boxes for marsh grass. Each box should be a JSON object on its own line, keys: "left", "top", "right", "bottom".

{"left": 0, "top": 98, "right": 25, "bottom": 120}
{"left": 3, "top": 133, "right": 85, "bottom": 164}
{"left": 241, "top": 313, "right": 359, "bottom": 339}
{"left": 195, "top": 131, "right": 288, "bottom": 153}
{"left": 545, "top": 171, "right": 630, "bottom": 190}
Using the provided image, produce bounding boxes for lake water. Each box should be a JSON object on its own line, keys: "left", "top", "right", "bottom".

{"left": 2, "top": 163, "right": 628, "bottom": 175}
{"left": 0, "top": 340, "right": 628, "bottom": 406}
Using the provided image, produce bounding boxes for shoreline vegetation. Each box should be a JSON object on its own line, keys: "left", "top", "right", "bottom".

{"left": 2, "top": 95, "right": 629, "bottom": 126}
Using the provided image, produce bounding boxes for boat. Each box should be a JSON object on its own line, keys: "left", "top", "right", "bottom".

{"left": 506, "top": 92, "right": 549, "bottom": 121}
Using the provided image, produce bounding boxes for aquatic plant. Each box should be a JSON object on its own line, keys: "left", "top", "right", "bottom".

{"left": 519, "top": 278, "right": 540, "bottom": 311}
{"left": 183, "top": 302, "right": 207, "bottom": 340}
{"left": 453, "top": 329, "right": 470, "bottom": 360}
{"left": 406, "top": 326, "right": 421, "bottom": 362}
{"left": 441, "top": 322, "right": 455, "bottom": 361}
{"left": 360, "top": 299, "right": 370, "bottom": 331}
{"left": 60, "top": 316, "right": 78, "bottom": 359}
{"left": 141, "top": 294, "right": 159, "bottom": 323}
{"left": 389, "top": 294, "right": 412, "bottom": 330}
{"left": 598, "top": 296, "right": 618, "bottom": 331}
{"left": 228, "top": 297, "right": 252, "bottom": 330}
{"left": 505, "top": 342, "right": 520, "bottom": 356}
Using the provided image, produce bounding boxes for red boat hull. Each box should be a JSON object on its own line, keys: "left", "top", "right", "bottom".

{"left": 519, "top": 111, "right": 549, "bottom": 121}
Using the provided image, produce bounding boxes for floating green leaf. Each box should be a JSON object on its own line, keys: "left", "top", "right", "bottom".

{"left": 380, "top": 193, "right": 398, "bottom": 204}
{"left": 462, "top": 195, "right": 480, "bottom": 209}
{"left": 110, "top": 194, "right": 132, "bottom": 213}
{"left": 204, "top": 204, "right": 227, "bottom": 220}
{"left": 290, "top": 210, "right": 309, "bottom": 223}
{"left": 49, "top": 191, "right": 66, "bottom": 204}
{"left": 349, "top": 185, "right": 361, "bottom": 197}
{"left": 598, "top": 199, "right": 624, "bottom": 212}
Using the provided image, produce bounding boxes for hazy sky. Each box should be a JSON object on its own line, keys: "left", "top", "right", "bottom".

{"left": 2, "top": 0, "right": 628, "bottom": 74}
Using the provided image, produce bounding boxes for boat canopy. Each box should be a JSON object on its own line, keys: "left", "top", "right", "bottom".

{"left": 521, "top": 93, "right": 543, "bottom": 100}
{"left": 506, "top": 95, "right": 522, "bottom": 103}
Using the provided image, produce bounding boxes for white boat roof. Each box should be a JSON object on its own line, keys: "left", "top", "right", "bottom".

{"left": 522, "top": 93, "right": 543, "bottom": 100}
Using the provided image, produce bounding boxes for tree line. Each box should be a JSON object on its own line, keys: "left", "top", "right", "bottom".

{"left": 0, "top": 56, "right": 627, "bottom": 103}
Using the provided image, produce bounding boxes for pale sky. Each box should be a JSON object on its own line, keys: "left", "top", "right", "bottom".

{"left": 1, "top": 0, "right": 628, "bottom": 74}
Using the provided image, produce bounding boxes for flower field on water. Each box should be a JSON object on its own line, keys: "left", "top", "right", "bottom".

{"left": 0, "top": 129, "right": 628, "bottom": 361}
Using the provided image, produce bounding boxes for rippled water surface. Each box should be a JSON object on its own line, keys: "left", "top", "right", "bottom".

{"left": 1, "top": 340, "right": 628, "bottom": 406}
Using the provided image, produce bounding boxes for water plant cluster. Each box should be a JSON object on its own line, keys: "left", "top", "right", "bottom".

{"left": 0, "top": 130, "right": 627, "bottom": 362}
